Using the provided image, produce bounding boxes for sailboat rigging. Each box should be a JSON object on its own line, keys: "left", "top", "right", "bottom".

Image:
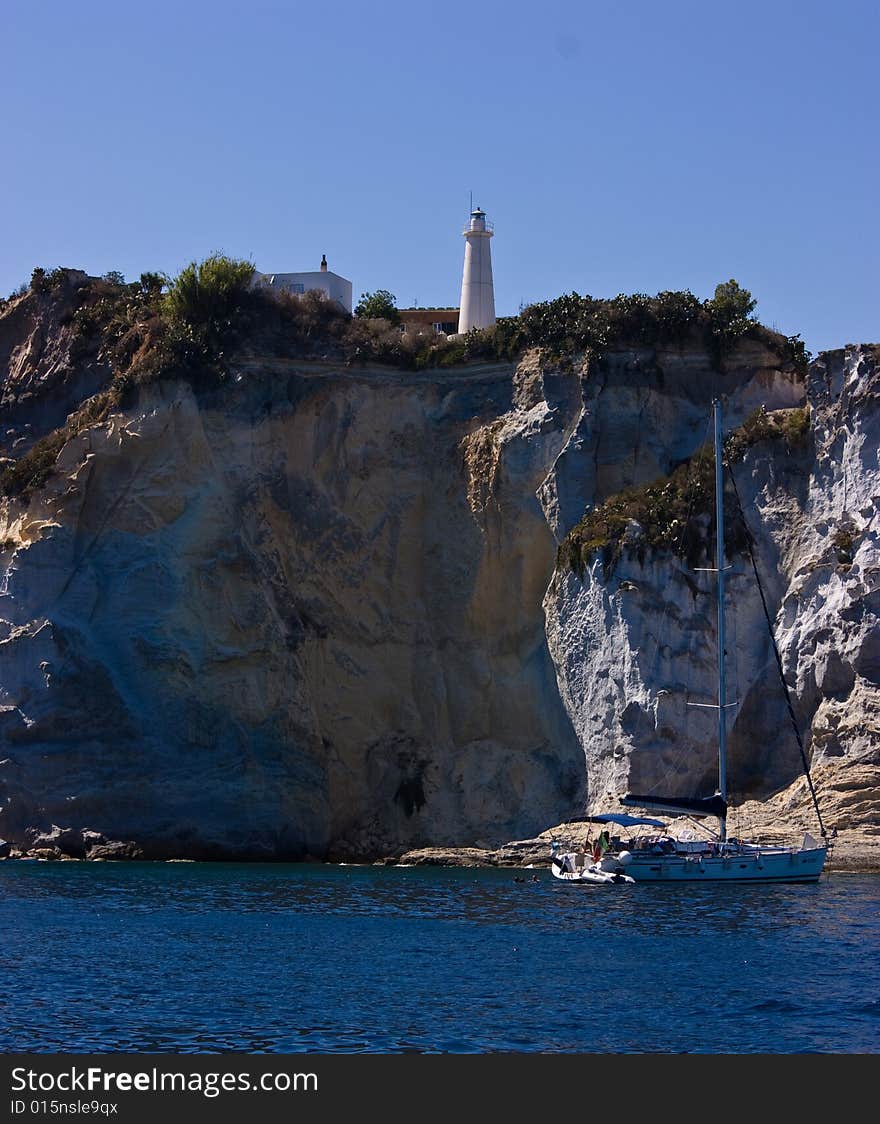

{"left": 551, "top": 398, "right": 829, "bottom": 884}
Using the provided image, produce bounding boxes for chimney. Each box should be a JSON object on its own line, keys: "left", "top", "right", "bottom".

{"left": 320, "top": 254, "right": 328, "bottom": 273}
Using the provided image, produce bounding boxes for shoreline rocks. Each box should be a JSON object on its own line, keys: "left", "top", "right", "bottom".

{"left": 3, "top": 826, "right": 876, "bottom": 872}
{"left": 3, "top": 825, "right": 144, "bottom": 861}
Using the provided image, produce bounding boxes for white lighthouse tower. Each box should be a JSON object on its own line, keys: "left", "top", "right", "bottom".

{"left": 457, "top": 207, "right": 495, "bottom": 334}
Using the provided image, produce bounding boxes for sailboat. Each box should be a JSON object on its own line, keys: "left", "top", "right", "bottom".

{"left": 551, "top": 399, "right": 829, "bottom": 885}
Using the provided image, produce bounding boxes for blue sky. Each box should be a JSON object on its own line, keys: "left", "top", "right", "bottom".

{"left": 3, "top": 0, "right": 877, "bottom": 354}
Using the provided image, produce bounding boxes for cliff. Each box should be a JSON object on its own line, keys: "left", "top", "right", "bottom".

{"left": 544, "top": 343, "right": 880, "bottom": 842}
{"left": 0, "top": 276, "right": 877, "bottom": 859}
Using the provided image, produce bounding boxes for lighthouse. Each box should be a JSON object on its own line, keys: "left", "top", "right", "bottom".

{"left": 457, "top": 207, "right": 495, "bottom": 334}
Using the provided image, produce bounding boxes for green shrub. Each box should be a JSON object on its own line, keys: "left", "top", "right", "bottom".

{"left": 604, "top": 293, "right": 659, "bottom": 344}
{"left": 354, "top": 289, "right": 400, "bottom": 325}
{"left": 0, "top": 430, "right": 68, "bottom": 497}
{"left": 781, "top": 406, "right": 810, "bottom": 444}
{"left": 66, "top": 270, "right": 168, "bottom": 382}
{"left": 0, "top": 388, "right": 124, "bottom": 500}
{"left": 654, "top": 289, "right": 703, "bottom": 341}
{"left": 162, "top": 254, "right": 255, "bottom": 369}
{"left": 338, "top": 282, "right": 783, "bottom": 373}
{"left": 29, "top": 267, "right": 77, "bottom": 294}
{"left": 782, "top": 333, "right": 812, "bottom": 376}
{"left": 558, "top": 404, "right": 812, "bottom": 580}
{"left": 558, "top": 449, "right": 738, "bottom": 579}
{"left": 137, "top": 272, "right": 165, "bottom": 298}
{"left": 517, "top": 291, "right": 607, "bottom": 356}
{"left": 492, "top": 315, "right": 527, "bottom": 359}
{"left": 707, "top": 279, "right": 756, "bottom": 329}
{"left": 725, "top": 406, "right": 810, "bottom": 462}
{"left": 705, "top": 279, "right": 757, "bottom": 362}
{"left": 280, "top": 288, "right": 348, "bottom": 343}
{"left": 513, "top": 285, "right": 747, "bottom": 364}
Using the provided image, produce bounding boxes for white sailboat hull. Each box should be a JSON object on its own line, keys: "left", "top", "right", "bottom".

{"left": 608, "top": 846, "right": 827, "bottom": 884}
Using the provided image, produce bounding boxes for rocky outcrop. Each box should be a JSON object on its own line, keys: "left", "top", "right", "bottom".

{"left": 537, "top": 337, "right": 802, "bottom": 538}
{"left": 0, "top": 281, "right": 877, "bottom": 860}
{"left": 544, "top": 344, "right": 880, "bottom": 840}
{"left": 4, "top": 825, "right": 143, "bottom": 861}
{"left": 0, "top": 275, "right": 111, "bottom": 458}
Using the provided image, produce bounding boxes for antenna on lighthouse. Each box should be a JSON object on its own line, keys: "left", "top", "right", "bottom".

{"left": 457, "top": 204, "right": 496, "bottom": 335}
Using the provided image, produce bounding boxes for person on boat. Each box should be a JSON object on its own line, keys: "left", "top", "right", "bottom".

{"left": 593, "top": 829, "right": 611, "bottom": 863}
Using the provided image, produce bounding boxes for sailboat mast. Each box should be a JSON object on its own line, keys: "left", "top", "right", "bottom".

{"left": 714, "top": 399, "right": 728, "bottom": 843}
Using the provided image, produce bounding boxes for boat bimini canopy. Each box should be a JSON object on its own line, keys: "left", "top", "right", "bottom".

{"left": 622, "top": 793, "right": 728, "bottom": 820}
{"left": 566, "top": 813, "right": 668, "bottom": 828}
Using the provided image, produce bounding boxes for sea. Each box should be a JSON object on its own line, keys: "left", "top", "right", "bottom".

{"left": 3, "top": 861, "right": 879, "bottom": 1054}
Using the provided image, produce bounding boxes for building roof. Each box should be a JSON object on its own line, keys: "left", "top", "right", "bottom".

{"left": 398, "top": 308, "right": 458, "bottom": 323}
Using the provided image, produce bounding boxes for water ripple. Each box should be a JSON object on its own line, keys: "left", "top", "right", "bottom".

{"left": 2, "top": 862, "right": 878, "bottom": 1053}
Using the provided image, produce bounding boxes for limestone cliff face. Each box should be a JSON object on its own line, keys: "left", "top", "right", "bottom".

{"left": 537, "top": 338, "right": 803, "bottom": 539}
{"left": 1, "top": 356, "right": 586, "bottom": 858}
{"left": 544, "top": 344, "right": 880, "bottom": 837}
{"left": 775, "top": 345, "right": 880, "bottom": 829}
{"left": 0, "top": 285, "right": 876, "bottom": 858}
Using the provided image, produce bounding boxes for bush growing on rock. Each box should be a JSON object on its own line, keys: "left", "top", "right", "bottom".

{"left": 0, "top": 387, "right": 125, "bottom": 499}
{"left": 558, "top": 449, "right": 742, "bottom": 579}
{"left": 725, "top": 406, "right": 811, "bottom": 462}
{"left": 354, "top": 289, "right": 400, "bottom": 325}
{"left": 0, "top": 255, "right": 808, "bottom": 501}
{"left": 30, "top": 266, "right": 80, "bottom": 294}
{"left": 557, "top": 406, "right": 811, "bottom": 579}
{"left": 162, "top": 254, "right": 256, "bottom": 363}
{"left": 705, "top": 279, "right": 757, "bottom": 360}
{"left": 512, "top": 283, "right": 764, "bottom": 366}
{"left": 561, "top": 404, "right": 813, "bottom": 579}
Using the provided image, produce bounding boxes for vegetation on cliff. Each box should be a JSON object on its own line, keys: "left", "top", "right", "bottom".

{"left": 558, "top": 406, "right": 811, "bottom": 578}
{"left": 2, "top": 258, "right": 808, "bottom": 381}
{"left": 0, "top": 257, "right": 808, "bottom": 500}
{"left": 0, "top": 391, "right": 124, "bottom": 499}
{"left": 354, "top": 289, "right": 401, "bottom": 325}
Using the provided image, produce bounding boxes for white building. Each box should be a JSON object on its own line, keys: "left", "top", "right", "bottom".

{"left": 253, "top": 255, "right": 352, "bottom": 313}
{"left": 457, "top": 208, "right": 495, "bottom": 333}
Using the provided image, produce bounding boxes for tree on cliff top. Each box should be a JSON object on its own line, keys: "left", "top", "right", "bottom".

{"left": 707, "top": 279, "right": 756, "bottom": 340}
{"left": 355, "top": 289, "right": 400, "bottom": 325}
{"left": 163, "top": 254, "right": 255, "bottom": 357}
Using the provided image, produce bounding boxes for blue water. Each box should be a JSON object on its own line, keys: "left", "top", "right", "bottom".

{"left": 2, "top": 862, "right": 879, "bottom": 1053}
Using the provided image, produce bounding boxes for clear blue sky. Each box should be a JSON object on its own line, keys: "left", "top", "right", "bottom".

{"left": 3, "top": 0, "right": 877, "bottom": 355}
